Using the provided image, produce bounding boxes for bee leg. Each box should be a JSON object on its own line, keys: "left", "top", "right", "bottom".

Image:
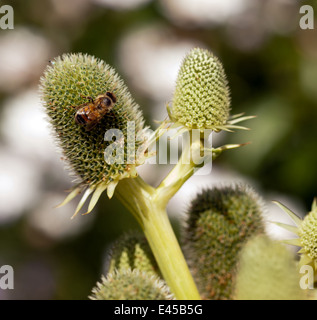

{"left": 80, "top": 95, "right": 94, "bottom": 103}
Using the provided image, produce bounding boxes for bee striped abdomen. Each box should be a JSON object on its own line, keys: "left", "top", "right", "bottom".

{"left": 75, "top": 112, "right": 87, "bottom": 125}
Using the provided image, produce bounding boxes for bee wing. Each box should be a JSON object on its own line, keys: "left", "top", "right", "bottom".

{"left": 85, "top": 121, "right": 98, "bottom": 131}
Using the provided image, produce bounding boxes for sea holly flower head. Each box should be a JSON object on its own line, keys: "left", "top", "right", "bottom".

{"left": 40, "top": 53, "right": 148, "bottom": 217}
{"left": 168, "top": 48, "right": 253, "bottom": 133}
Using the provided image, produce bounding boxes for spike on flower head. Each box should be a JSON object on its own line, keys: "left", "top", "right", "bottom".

{"left": 272, "top": 198, "right": 317, "bottom": 269}
{"left": 40, "top": 53, "right": 148, "bottom": 217}
{"left": 168, "top": 48, "right": 254, "bottom": 132}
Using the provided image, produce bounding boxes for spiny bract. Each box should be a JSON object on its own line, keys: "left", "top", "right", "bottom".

{"left": 183, "top": 184, "right": 265, "bottom": 300}
{"left": 40, "top": 53, "right": 147, "bottom": 216}
{"left": 273, "top": 199, "right": 317, "bottom": 268}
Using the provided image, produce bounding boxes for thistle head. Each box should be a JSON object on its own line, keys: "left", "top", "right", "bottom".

{"left": 40, "top": 53, "right": 147, "bottom": 217}
{"left": 89, "top": 269, "right": 174, "bottom": 300}
{"left": 183, "top": 184, "right": 265, "bottom": 299}
{"left": 169, "top": 48, "right": 252, "bottom": 132}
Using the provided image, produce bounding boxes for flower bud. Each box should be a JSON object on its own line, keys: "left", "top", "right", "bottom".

{"left": 183, "top": 184, "right": 265, "bottom": 299}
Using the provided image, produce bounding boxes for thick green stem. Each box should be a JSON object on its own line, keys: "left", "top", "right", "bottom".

{"left": 116, "top": 177, "right": 201, "bottom": 300}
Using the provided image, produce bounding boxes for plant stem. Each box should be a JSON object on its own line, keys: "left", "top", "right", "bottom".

{"left": 116, "top": 176, "right": 201, "bottom": 300}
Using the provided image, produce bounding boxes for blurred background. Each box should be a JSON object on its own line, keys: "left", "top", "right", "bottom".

{"left": 0, "top": 0, "right": 316, "bottom": 299}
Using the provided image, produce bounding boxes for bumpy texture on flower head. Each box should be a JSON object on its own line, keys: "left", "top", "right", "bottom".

{"left": 234, "top": 235, "right": 307, "bottom": 300}
{"left": 89, "top": 269, "right": 174, "bottom": 300}
{"left": 108, "top": 232, "right": 159, "bottom": 276}
{"left": 40, "top": 53, "right": 147, "bottom": 216}
{"left": 169, "top": 48, "right": 252, "bottom": 132}
{"left": 299, "top": 200, "right": 317, "bottom": 264}
{"left": 183, "top": 184, "right": 265, "bottom": 300}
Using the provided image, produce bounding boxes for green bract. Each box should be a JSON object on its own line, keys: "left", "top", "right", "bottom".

{"left": 90, "top": 269, "right": 174, "bottom": 300}
{"left": 40, "top": 53, "right": 147, "bottom": 217}
{"left": 274, "top": 199, "right": 317, "bottom": 267}
{"left": 168, "top": 48, "right": 252, "bottom": 132}
{"left": 183, "top": 184, "right": 265, "bottom": 299}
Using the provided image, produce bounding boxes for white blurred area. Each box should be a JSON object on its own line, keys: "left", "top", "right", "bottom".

{"left": 93, "top": 0, "right": 152, "bottom": 10}
{"left": 0, "top": 88, "right": 95, "bottom": 239}
{"left": 0, "top": 27, "right": 53, "bottom": 93}
{"left": 117, "top": 25, "right": 203, "bottom": 120}
{"left": 159, "top": 0, "right": 251, "bottom": 27}
{"left": 160, "top": 0, "right": 299, "bottom": 52}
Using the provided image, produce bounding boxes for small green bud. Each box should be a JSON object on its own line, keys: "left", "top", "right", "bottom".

{"left": 40, "top": 53, "right": 147, "bottom": 216}
{"left": 169, "top": 48, "right": 253, "bottom": 132}
{"left": 90, "top": 269, "right": 174, "bottom": 300}
{"left": 108, "top": 232, "right": 159, "bottom": 276}
{"left": 183, "top": 184, "right": 265, "bottom": 299}
{"left": 234, "top": 235, "right": 306, "bottom": 300}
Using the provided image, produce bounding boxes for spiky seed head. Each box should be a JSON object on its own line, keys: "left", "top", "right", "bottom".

{"left": 183, "top": 184, "right": 265, "bottom": 300}
{"left": 89, "top": 269, "right": 174, "bottom": 300}
{"left": 170, "top": 48, "right": 230, "bottom": 131}
{"left": 234, "top": 235, "right": 307, "bottom": 300}
{"left": 40, "top": 53, "right": 147, "bottom": 216}
{"left": 108, "top": 231, "right": 159, "bottom": 276}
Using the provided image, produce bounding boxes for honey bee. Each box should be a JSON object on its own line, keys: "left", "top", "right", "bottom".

{"left": 74, "top": 92, "right": 117, "bottom": 131}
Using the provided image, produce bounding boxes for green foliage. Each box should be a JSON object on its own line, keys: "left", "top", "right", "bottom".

{"left": 183, "top": 184, "right": 265, "bottom": 299}
{"left": 234, "top": 235, "right": 306, "bottom": 300}
{"left": 108, "top": 231, "right": 159, "bottom": 276}
{"left": 90, "top": 269, "right": 174, "bottom": 300}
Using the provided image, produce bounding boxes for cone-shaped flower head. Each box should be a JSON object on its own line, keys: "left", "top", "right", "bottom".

{"left": 108, "top": 232, "right": 159, "bottom": 276}
{"left": 40, "top": 53, "right": 147, "bottom": 217}
{"left": 234, "top": 235, "right": 307, "bottom": 300}
{"left": 273, "top": 198, "right": 317, "bottom": 268}
{"left": 183, "top": 184, "right": 265, "bottom": 299}
{"left": 169, "top": 48, "right": 251, "bottom": 132}
{"left": 90, "top": 269, "right": 174, "bottom": 300}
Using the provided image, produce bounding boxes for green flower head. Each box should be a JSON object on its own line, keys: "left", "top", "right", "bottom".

{"left": 168, "top": 48, "right": 253, "bottom": 132}
{"left": 40, "top": 53, "right": 147, "bottom": 217}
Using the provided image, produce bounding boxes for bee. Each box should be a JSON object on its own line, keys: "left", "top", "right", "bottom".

{"left": 74, "top": 92, "right": 117, "bottom": 131}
